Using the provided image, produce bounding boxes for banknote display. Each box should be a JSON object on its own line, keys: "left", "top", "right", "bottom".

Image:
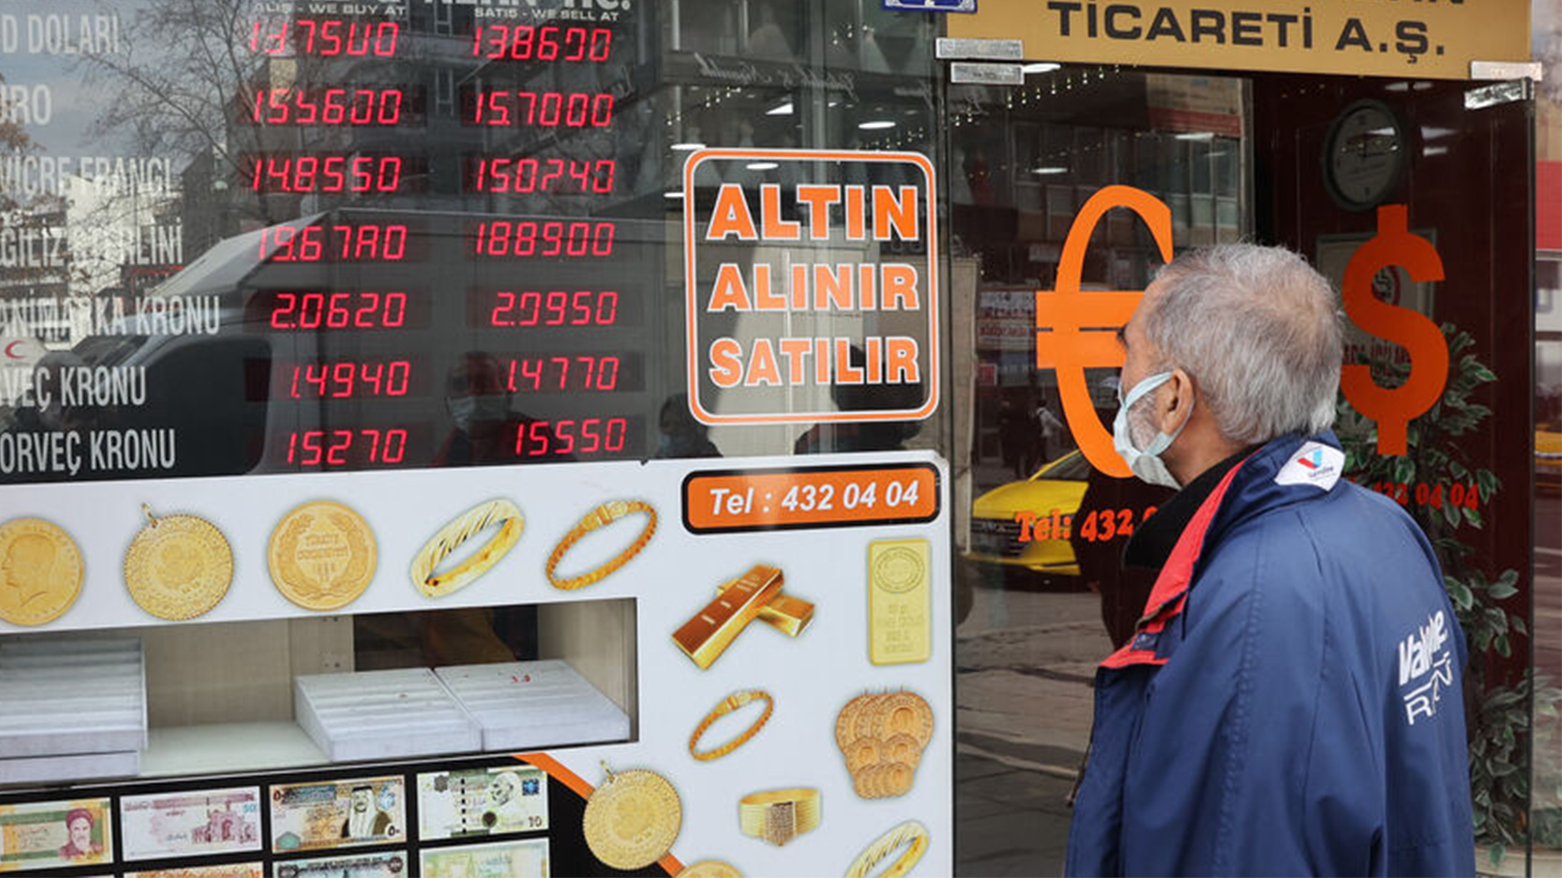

{"left": 0, "top": 798, "right": 112, "bottom": 873}
{"left": 417, "top": 766, "right": 548, "bottom": 840}
{"left": 270, "top": 776, "right": 405, "bottom": 853}
{"left": 121, "top": 787, "right": 263, "bottom": 861}
{"left": 272, "top": 850, "right": 408, "bottom": 878}
{"left": 125, "top": 864, "right": 265, "bottom": 878}
{"left": 420, "top": 839, "right": 549, "bottom": 878}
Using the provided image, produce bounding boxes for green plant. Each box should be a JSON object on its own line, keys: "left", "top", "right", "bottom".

{"left": 1334, "top": 324, "right": 1558, "bottom": 867}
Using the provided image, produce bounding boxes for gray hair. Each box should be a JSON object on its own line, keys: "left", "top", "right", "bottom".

{"left": 1143, "top": 244, "right": 1343, "bottom": 444}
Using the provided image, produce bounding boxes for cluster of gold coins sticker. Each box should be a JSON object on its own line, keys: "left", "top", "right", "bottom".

{"left": 835, "top": 690, "right": 933, "bottom": 799}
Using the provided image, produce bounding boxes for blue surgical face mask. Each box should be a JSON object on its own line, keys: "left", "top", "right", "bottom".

{"left": 1112, "top": 371, "right": 1193, "bottom": 489}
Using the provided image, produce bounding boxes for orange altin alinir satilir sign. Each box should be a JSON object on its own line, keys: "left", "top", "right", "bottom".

{"left": 682, "top": 149, "right": 939, "bottom": 427}
{"left": 1039, "top": 185, "right": 1449, "bottom": 478}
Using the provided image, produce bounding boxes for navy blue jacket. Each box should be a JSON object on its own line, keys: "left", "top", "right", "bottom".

{"left": 1066, "top": 433, "right": 1475, "bottom": 876}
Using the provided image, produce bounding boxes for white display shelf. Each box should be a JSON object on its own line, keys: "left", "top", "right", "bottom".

{"left": 0, "top": 751, "right": 139, "bottom": 786}
{"left": 295, "top": 668, "right": 482, "bottom": 762}
{"left": 140, "top": 722, "right": 327, "bottom": 778}
{"left": 0, "top": 637, "right": 147, "bottom": 771}
{"left": 435, "top": 660, "right": 630, "bottom": 751}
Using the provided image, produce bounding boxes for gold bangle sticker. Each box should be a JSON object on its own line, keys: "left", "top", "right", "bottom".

{"left": 737, "top": 788, "right": 820, "bottom": 847}
{"left": 845, "top": 820, "right": 929, "bottom": 878}
{"left": 409, "top": 499, "right": 523, "bottom": 598}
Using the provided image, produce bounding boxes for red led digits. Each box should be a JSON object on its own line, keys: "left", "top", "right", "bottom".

{"left": 261, "top": 224, "right": 410, "bottom": 263}
{"left": 250, "top": 19, "right": 400, "bottom": 56}
{"left": 286, "top": 429, "right": 409, "bottom": 467}
{"left": 470, "top": 220, "right": 615, "bottom": 258}
{"left": 248, "top": 155, "right": 404, "bottom": 194}
{"left": 466, "top": 157, "right": 615, "bottom": 194}
{"left": 471, "top": 24, "right": 612, "bottom": 61}
{"left": 488, "top": 290, "right": 618, "bottom": 327}
{"left": 250, "top": 87, "right": 406, "bottom": 126}
{"left": 467, "top": 90, "right": 614, "bottom": 127}
{"left": 285, "top": 360, "right": 413, "bottom": 399}
{"left": 269, "top": 292, "right": 408, "bottom": 329}
{"left": 515, "top": 418, "right": 629, "bottom": 457}
{"left": 504, "top": 356, "right": 621, "bottom": 393}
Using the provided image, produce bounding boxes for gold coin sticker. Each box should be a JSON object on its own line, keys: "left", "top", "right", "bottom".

{"left": 0, "top": 518, "right": 83, "bottom": 626}
{"left": 879, "top": 691, "right": 934, "bottom": 748}
{"left": 677, "top": 861, "right": 743, "bottom": 878}
{"left": 124, "top": 505, "right": 233, "bottom": 621}
{"left": 268, "top": 500, "right": 377, "bottom": 611}
{"left": 582, "top": 764, "right": 682, "bottom": 871}
{"left": 836, "top": 693, "right": 875, "bottom": 750}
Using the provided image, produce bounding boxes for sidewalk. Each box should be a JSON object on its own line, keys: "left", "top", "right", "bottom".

{"left": 955, "top": 583, "right": 1112, "bottom": 876}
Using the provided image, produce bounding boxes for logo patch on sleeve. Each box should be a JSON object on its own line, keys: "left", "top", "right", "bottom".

{"left": 1275, "top": 441, "right": 1344, "bottom": 490}
{"left": 1397, "top": 611, "right": 1454, "bottom": 726}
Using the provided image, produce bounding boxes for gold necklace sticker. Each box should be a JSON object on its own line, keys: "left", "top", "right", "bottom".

{"left": 582, "top": 762, "right": 682, "bottom": 871}
{"left": 124, "top": 504, "right": 233, "bottom": 621}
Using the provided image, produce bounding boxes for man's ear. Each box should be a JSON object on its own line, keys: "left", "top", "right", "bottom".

{"left": 1158, "top": 368, "right": 1196, "bottom": 435}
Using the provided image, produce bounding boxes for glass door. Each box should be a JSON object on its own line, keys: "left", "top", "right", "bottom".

{"left": 947, "top": 67, "right": 1536, "bottom": 875}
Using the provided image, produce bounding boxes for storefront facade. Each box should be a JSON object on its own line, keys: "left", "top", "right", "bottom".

{"left": 0, "top": 0, "right": 1551, "bottom": 875}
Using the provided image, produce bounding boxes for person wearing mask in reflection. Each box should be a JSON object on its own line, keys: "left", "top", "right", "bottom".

{"left": 1067, "top": 245, "right": 1473, "bottom": 876}
{"left": 655, "top": 393, "right": 720, "bottom": 458}
{"left": 436, "top": 353, "right": 556, "bottom": 466}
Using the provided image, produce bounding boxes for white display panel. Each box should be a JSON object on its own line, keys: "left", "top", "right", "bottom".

{"left": 0, "top": 451, "right": 953, "bottom": 876}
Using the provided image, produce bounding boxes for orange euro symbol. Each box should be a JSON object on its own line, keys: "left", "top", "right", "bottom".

{"left": 1339, "top": 205, "right": 1449, "bottom": 456}
{"left": 1037, "top": 185, "right": 1173, "bottom": 478}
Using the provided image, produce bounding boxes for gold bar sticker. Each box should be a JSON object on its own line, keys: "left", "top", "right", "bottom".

{"left": 868, "top": 539, "right": 931, "bottom": 665}
{"left": 673, "top": 565, "right": 785, "bottom": 669}
{"left": 714, "top": 583, "right": 816, "bottom": 637}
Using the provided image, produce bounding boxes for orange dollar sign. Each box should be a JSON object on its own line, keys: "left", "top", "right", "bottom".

{"left": 1036, "top": 185, "right": 1174, "bottom": 478}
{"left": 1339, "top": 205, "right": 1450, "bottom": 456}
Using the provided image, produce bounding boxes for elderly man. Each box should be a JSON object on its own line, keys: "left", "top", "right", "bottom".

{"left": 1066, "top": 245, "right": 1474, "bottom": 876}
